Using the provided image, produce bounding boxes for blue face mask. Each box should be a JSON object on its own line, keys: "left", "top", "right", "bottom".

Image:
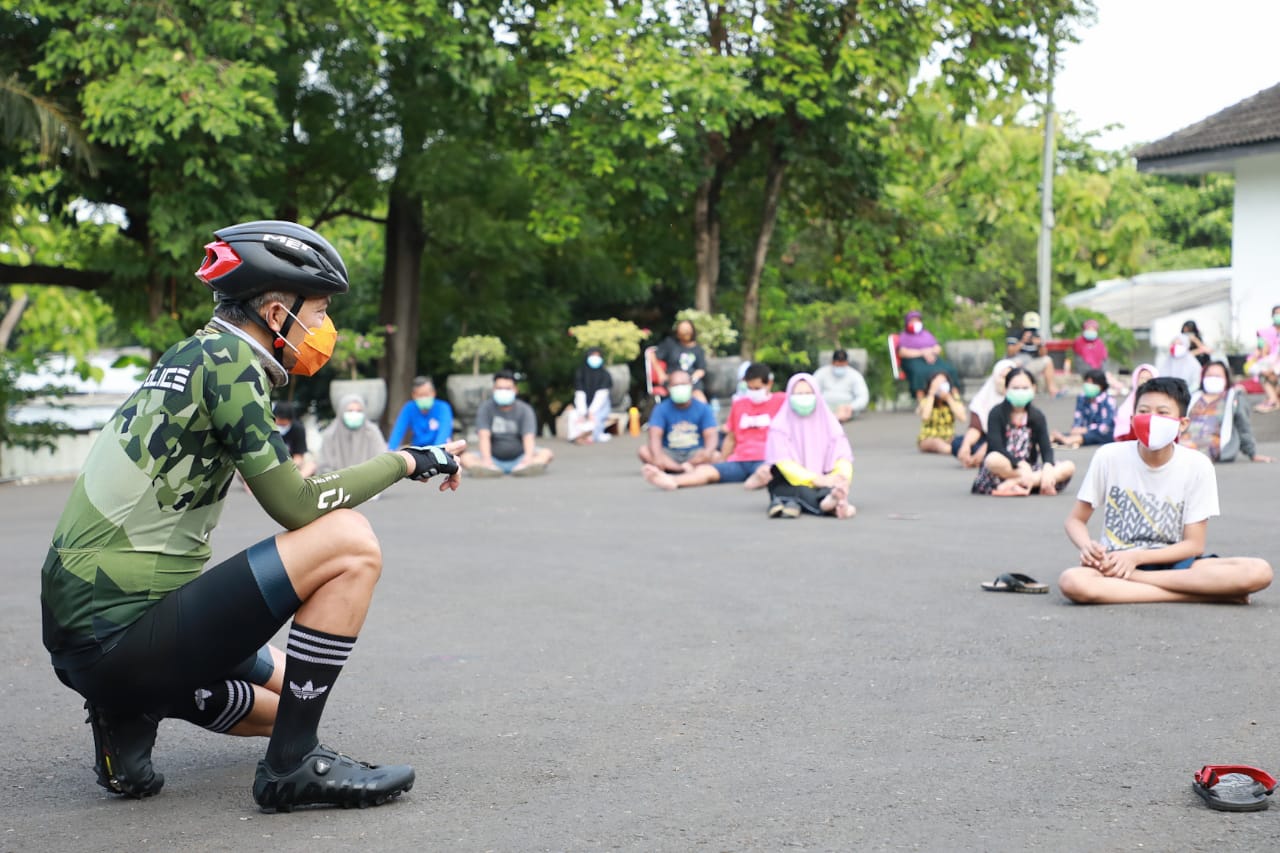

{"left": 493, "top": 388, "right": 517, "bottom": 407}
{"left": 586, "top": 355, "right": 604, "bottom": 370}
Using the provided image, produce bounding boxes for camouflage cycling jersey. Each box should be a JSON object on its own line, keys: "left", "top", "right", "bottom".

{"left": 42, "top": 323, "right": 406, "bottom": 669}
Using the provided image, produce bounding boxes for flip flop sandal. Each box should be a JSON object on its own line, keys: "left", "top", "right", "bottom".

{"left": 980, "top": 572, "right": 1049, "bottom": 594}
{"left": 511, "top": 462, "right": 547, "bottom": 477}
{"left": 1193, "top": 765, "right": 1277, "bottom": 812}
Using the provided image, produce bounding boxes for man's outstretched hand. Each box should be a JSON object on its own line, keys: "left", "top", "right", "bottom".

{"left": 403, "top": 440, "right": 466, "bottom": 491}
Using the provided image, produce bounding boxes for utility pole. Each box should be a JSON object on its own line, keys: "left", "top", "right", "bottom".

{"left": 1037, "top": 33, "right": 1057, "bottom": 337}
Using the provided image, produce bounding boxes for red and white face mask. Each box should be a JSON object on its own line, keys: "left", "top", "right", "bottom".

{"left": 1132, "top": 413, "right": 1181, "bottom": 450}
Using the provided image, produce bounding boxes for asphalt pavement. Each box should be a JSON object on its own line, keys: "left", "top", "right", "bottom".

{"left": 3, "top": 394, "right": 1279, "bottom": 852}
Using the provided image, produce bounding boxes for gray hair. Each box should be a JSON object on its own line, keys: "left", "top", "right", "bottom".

{"left": 412, "top": 375, "right": 435, "bottom": 390}
{"left": 212, "top": 290, "right": 294, "bottom": 327}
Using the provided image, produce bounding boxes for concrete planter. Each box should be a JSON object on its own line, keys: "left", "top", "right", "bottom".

{"left": 943, "top": 339, "right": 995, "bottom": 382}
{"left": 329, "top": 378, "right": 387, "bottom": 422}
{"left": 817, "top": 348, "right": 869, "bottom": 375}
{"left": 445, "top": 373, "right": 493, "bottom": 428}
{"left": 704, "top": 355, "right": 743, "bottom": 400}
{"left": 605, "top": 364, "right": 632, "bottom": 410}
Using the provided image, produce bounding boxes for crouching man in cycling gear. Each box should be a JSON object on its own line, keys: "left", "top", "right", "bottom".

{"left": 41, "top": 220, "right": 462, "bottom": 812}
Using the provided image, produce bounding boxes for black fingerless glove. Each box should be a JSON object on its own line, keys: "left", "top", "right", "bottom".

{"left": 403, "top": 444, "right": 459, "bottom": 481}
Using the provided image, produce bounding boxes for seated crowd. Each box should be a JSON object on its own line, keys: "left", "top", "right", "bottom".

{"left": 292, "top": 312, "right": 1273, "bottom": 602}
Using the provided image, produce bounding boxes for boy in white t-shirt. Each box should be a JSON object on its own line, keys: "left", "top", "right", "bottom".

{"left": 1059, "top": 377, "right": 1272, "bottom": 604}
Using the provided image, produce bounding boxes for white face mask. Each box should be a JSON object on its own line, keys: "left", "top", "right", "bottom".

{"left": 937, "top": 381, "right": 951, "bottom": 395}
{"left": 1202, "top": 376, "right": 1227, "bottom": 395}
{"left": 746, "top": 388, "right": 770, "bottom": 404}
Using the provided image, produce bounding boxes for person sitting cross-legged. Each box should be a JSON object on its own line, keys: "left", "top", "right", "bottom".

{"left": 460, "top": 369, "right": 554, "bottom": 476}
{"left": 637, "top": 369, "right": 719, "bottom": 473}
{"left": 1050, "top": 368, "right": 1116, "bottom": 450}
{"left": 643, "top": 361, "right": 783, "bottom": 490}
{"left": 1058, "top": 376, "right": 1273, "bottom": 604}
{"left": 970, "top": 366, "right": 1074, "bottom": 497}
{"left": 813, "top": 349, "right": 870, "bottom": 422}
{"left": 387, "top": 376, "right": 454, "bottom": 449}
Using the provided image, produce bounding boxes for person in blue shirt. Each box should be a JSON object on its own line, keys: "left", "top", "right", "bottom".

{"left": 387, "top": 376, "right": 454, "bottom": 448}
{"left": 637, "top": 369, "right": 719, "bottom": 473}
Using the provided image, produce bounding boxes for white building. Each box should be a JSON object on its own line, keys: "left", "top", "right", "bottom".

{"left": 1134, "top": 82, "right": 1280, "bottom": 348}
{"left": 1062, "top": 268, "right": 1232, "bottom": 354}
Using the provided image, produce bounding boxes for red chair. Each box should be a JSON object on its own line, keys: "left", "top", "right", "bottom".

{"left": 887, "top": 333, "right": 905, "bottom": 381}
{"left": 644, "top": 346, "right": 668, "bottom": 400}
{"left": 1044, "top": 339, "right": 1072, "bottom": 375}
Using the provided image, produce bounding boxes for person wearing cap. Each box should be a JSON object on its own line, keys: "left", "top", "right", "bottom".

{"left": 1006, "top": 310, "right": 1059, "bottom": 396}
{"left": 39, "top": 221, "right": 464, "bottom": 812}
{"left": 812, "top": 349, "right": 870, "bottom": 422}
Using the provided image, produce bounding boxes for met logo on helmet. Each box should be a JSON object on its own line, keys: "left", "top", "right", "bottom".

{"left": 263, "top": 234, "right": 311, "bottom": 253}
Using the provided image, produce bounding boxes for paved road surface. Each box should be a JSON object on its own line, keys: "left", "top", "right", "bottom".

{"left": 3, "top": 395, "right": 1278, "bottom": 851}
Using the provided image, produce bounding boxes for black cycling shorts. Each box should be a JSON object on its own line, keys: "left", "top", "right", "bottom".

{"left": 55, "top": 537, "right": 301, "bottom": 716}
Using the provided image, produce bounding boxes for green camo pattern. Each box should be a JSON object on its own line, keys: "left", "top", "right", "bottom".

{"left": 42, "top": 324, "right": 287, "bottom": 665}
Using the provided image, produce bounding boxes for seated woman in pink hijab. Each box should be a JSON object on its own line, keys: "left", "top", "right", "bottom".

{"left": 758, "top": 373, "right": 856, "bottom": 519}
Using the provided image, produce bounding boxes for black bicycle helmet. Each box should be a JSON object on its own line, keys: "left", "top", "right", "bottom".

{"left": 195, "top": 220, "right": 349, "bottom": 300}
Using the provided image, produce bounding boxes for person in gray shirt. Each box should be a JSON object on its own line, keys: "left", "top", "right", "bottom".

{"left": 460, "top": 370, "right": 554, "bottom": 476}
{"left": 812, "top": 350, "right": 869, "bottom": 422}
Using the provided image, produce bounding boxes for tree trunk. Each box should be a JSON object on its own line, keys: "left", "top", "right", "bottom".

{"left": 693, "top": 178, "right": 714, "bottom": 313}
{"left": 0, "top": 293, "right": 29, "bottom": 351}
{"left": 693, "top": 165, "right": 724, "bottom": 313}
{"left": 740, "top": 146, "right": 786, "bottom": 359}
{"left": 378, "top": 181, "right": 427, "bottom": 432}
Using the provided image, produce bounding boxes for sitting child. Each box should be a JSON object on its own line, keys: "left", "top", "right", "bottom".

{"left": 1050, "top": 368, "right": 1116, "bottom": 449}
{"left": 1059, "top": 377, "right": 1273, "bottom": 604}
{"left": 970, "top": 367, "right": 1075, "bottom": 497}
{"left": 917, "top": 371, "right": 967, "bottom": 455}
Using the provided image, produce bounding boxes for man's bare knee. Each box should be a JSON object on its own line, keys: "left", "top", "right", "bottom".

{"left": 310, "top": 509, "right": 382, "bottom": 580}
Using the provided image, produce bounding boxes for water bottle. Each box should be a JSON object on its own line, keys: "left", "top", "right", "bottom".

{"left": 710, "top": 397, "right": 721, "bottom": 423}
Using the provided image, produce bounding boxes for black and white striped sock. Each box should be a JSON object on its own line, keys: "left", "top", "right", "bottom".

{"left": 264, "top": 623, "right": 357, "bottom": 771}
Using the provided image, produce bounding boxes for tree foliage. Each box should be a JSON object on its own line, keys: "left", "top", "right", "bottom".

{"left": 0, "top": 0, "right": 1236, "bottom": 432}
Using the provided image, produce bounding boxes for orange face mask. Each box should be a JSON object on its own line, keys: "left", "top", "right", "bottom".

{"left": 280, "top": 313, "right": 338, "bottom": 376}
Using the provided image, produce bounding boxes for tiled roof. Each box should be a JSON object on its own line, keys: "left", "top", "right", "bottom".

{"left": 1135, "top": 82, "right": 1280, "bottom": 163}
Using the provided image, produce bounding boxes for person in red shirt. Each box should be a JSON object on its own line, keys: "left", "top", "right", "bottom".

{"left": 642, "top": 361, "right": 785, "bottom": 490}
{"left": 1071, "top": 318, "right": 1109, "bottom": 373}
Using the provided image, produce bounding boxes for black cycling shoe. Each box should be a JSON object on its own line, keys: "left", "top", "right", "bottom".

{"left": 252, "top": 745, "right": 414, "bottom": 813}
{"left": 84, "top": 701, "right": 165, "bottom": 798}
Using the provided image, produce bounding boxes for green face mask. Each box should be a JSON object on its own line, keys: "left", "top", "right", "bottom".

{"left": 415, "top": 396, "right": 435, "bottom": 412}
{"left": 342, "top": 411, "right": 366, "bottom": 430}
{"left": 1082, "top": 383, "right": 1102, "bottom": 399}
{"left": 1005, "top": 388, "right": 1035, "bottom": 408}
{"left": 668, "top": 384, "right": 693, "bottom": 405}
{"left": 789, "top": 393, "right": 817, "bottom": 416}
{"left": 1273, "top": 315, "right": 1280, "bottom": 327}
